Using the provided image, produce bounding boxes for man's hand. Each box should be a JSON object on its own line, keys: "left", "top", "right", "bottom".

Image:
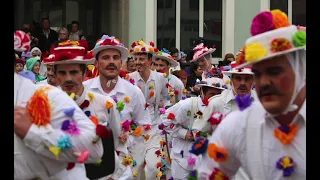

{"left": 14, "top": 107, "right": 32, "bottom": 139}
{"left": 185, "top": 130, "right": 194, "bottom": 141}
{"left": 191, "top": 86, "right": 200, "bottom": 93}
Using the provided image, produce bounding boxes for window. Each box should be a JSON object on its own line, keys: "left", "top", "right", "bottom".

{"left": 292, "top": 0, "right": 306, "bottom": 26}
{"left": 180, "top": 0, "right": 199, "bottom": 52}
{"left": 270, "top": 0, "right": 288, "bottom": 15}
{"left": 157, "top": 0, "right": 176, "bottom": 49}
{"left": 203, "top": 0, "right": 222, "bottom": 58}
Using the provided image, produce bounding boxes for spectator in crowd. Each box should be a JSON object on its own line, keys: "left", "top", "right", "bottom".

{"left": 222, "top": 53, "right": 235, "bottom": 66}
{"left": 26, "top": 56, "right": 45, "bottom": 82}
{"left": 186, "top": 62, "right": 203, "bottom": 96}
{"left": 36, "top": 18, "right": 58, "bottom": 53}
{"left": 172, "top": 70, "right": 188, "bottom": 88}
{"left": 126, "top": 57, "right": 137, "bottom": 73}
{"left": 69, "top": 21, "right": 86, "bottom": 41}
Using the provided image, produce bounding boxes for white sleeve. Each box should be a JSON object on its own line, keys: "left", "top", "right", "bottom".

{"left": 197, "top": 112, "right": 244, "bottom": 180}
{"left": 23, "top": 88, "right": 103, "bottom": 163}
{"left": 132, "top": 90, "right": 152, "bottom": 125}
{"left": 161, "top": 100, "right": 191, "bottom": 139}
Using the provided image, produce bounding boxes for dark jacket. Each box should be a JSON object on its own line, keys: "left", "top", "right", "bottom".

{"left": 37, "top": 29, "right": 58, "bottom": 53}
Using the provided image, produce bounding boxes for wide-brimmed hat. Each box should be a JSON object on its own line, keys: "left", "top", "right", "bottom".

{"left": 43, "top": 40, "right": 94, "bottom": 65}
{"left": 14, "top": 30, "right": 31, "bottom": 52}
{"left": 92, "top": 35, "right": 128, "bottom": 62}
{"left": 190, "top": 43, "right": 216, "bottom": 63}
{"left": 236, "top": 9, "right": 306, "bottom": 69}
{"left": 222, "top": 61, "right": 254, "bottom": 76}
{"left": 195, "top": 77, "right": 228, "bottom": 90}
{"left": 153, "top": 48, "right": 179, "bottom": 67}
{"left": 129, "top": 40, "right": 159, "bottom": 55}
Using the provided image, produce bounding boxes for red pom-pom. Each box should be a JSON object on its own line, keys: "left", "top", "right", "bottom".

{"left": 96, "top": 124, "right": 111, "bottom": 139}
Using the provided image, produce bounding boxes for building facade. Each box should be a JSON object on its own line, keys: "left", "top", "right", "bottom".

{"left": 15, "top": 0, "right": 305, "bottom": 61}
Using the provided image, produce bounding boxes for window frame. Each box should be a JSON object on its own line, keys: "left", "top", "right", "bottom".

{"left": 155, "top": 0, "right": 233, "bottom": 62}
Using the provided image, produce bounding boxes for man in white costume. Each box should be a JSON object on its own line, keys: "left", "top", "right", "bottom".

{"left": 196, "top": 9, "right": 306, "bottom": 180}
{"left": 160, "top": 77, "right": 227, "bottom": 180}
{"left": 153, "top": 48, "right": 186, "bottom": 106}
{"left": 43, "top": 40, "right": 127, "bottom": 180}
{"left": 84, "top": 35, "right": 160, "bottom": 179}
{"left": 127, "top": 40, "right": 169, "bottom": 179}
{"left": 14, "top": 31, "right": 103, "bottom": 180}
{"left": 190, "top": 43, "right": 231, "bottom": 90}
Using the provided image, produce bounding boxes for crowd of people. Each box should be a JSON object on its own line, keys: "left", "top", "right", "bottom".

{"left": 14, "top": 9, "right": 306, "bottom": 180}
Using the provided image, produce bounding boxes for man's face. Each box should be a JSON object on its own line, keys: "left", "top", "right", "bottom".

{"left": 252, "top": 55, "right": 295, "bottom": 114}
{"left": 127, "top": 60, "right": 136, "bottom": 73}
{"left": 15, "top": 63, "right": 24, "bottom": 73}
{"left": 198, "top": 55, "right": 210, "bottom": 70}
{"left": 31, "top": 50, "right": 41, "bottom": 57}
{"left": 179, "top": 76, "right": 187, "bottom": 87}
{"left": 135, "top": 53, "right": 151, "bottom": 72}
{"left": 71, "top": 24, "right": 79, "bottom": 33}
{"left": 202, "top": 87, "right": 222, "bottom": 100}
{"left": 154, "top": 59, "right": 169, "bottom": 73}
{"left": 42, "top": 20, "right": 50, "bottom": 30}
{"left": 47, "top": 65, "right": 58, "bottom": 86}
{"left": 59, "top": 30, "right": 68, "bottom": 41}
{"left": 172, "top": 52, "right": 179, "bottom": 61}
{"left": 97, "top": 49, "right": 122, "bottom": 80}
{"left": 56, "top": 64, "right": 85, "bottom": 95}
{"left": 231, "top": 74, "right": 254, "bottom": 96}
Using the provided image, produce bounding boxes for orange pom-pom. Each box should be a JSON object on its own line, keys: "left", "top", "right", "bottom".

{"left": 270, "top": 38, "right": 293, "bottom": 53}
{"left": 27, "top": 88, "right": 51, "bottom": 126}
{"left": 90, "top": 115, "right": 99, "bottom": 126}
{"left": 207, "top": 143, "right": 228, "bottom": 162}
{"left": 271, "top": 9, "right": 290, "bottom": 29}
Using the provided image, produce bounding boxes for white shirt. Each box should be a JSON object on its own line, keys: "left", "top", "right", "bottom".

{"left": 74, "top": 88, "right": 127, "bottom": 179}
{"left": 14, "top": 73, "right": 103, "bottom": 180}
{"left": 161, "top": 96, "right": 205, "bottom": 169}
{"left": 37, "top": 79, "right": 48, "bottom": 84}
{"left": 128, "top": 71, "right": 168, "bottom": 126}
{"left": 197, "top": 101, "right": 306, "bottom": 180}
{"left": 83, "top": 76, "right": 152, "bottom": 149}
{"left": 164, "top": 74, "right": 185, "bottom": 107}
{"left": 192, "top": 89, "right": 257, "bottom": 133}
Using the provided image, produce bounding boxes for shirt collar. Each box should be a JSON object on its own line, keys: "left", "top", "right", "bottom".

{"left": 136, "top": 70, "right": 156, "bottom": 82}
{"left": 91, "top": 76, "right": 126, "bottom": 96}
{"left": 75, "top": 88, "right": 87, "bottom": 106}
{"left": 224, "top": 89, "right": 256, "bottom": 104}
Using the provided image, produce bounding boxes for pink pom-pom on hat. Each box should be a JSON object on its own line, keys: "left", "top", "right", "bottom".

{"left": 14, "top": 30, "right": 31, "bottom": 52}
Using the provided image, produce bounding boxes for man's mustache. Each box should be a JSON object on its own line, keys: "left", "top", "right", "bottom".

{"left": 259, "top": 85, "right": 285, "bottom": 97}
{"left": 238, "top": 84, "right": 248, "bottom": 90}
{"left": 104, "top": 64, "right": 118, "bottom": 70}
{"left": 62, "top": 81, "right": 77, "bottom": 86}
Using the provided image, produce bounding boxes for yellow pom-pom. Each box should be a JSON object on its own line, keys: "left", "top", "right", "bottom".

{"left": 87, "top": 65, "right": 95, "bottom": 71}
{"left": 106, "top": 101, "right": 114, "bottom": 109}
{"left": 133, "top": 172, "right": 138, "bottom": 177}
{"left": 49, "top": 146, "right": 61, "bottom": 159}
{"left": 122, "top": 157, "right": 133, "bottom": 166}
{"left": 225, "top": 79, "right": 230, "bottom": 84}
{"left": 70, "top": 93, "right": 75, "bottom": 100}
{"left": 124, "top": 96, "right": 131, "bottom": 103}
{"left": 245, "top": 43, "right": 267, "bottom": 62}
{"left": 87, "top": 92, "right": 95, "bottom": 101}
{"left": 156, "top": 171, "right": 162, "bottom": 178}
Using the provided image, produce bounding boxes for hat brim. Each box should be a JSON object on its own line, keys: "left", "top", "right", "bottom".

{"left": 190, "top": 48, "right": 216, "bottom": 63}
{"left": 14, "top": 48, "right": 26, "bottom": 52}
{"left": 222, "top": 71, "right": 254, "bottom": 76}
{"left": 195, "top": 84, "right": 226, "bottom": 90}
{"left": 44, "top": 58, "right": 95, "bottom": 65}
{"left": 153, "top": 55, "right": 179, "bottom": 68}
{"left": 236, "top": 46, "right": 305, "bottom": 69}
{"left": 92, "top": 45, "right": 128, "bottom": 62}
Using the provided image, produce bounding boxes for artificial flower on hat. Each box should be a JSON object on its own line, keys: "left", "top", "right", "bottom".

{"left": 153, "top": 48, "right": 179, "bottom": 68}
{"left": 190, "top": 43, "right": 216, "bottom": 63}
{"left": 236, "top": 9, "right": 306, "bottom": 69}
{"left": 92, "top": 35, "right": 128, "bottom": 62}
{"left": 129, "top": 40, "right": 159, "bottom": 55}
{"left": 14, "top": 30, "right": 31, "bottom": 52}
{"left": 43, "top": 40, "right": 94, "bottom": 65}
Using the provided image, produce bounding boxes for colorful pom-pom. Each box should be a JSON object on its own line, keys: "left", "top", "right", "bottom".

{"left": 207, "top": 143, "right": 228, "bottom": 162}
{"left": 64, "top": 107, "right": 75, "bottom": 117}
{"left": 189, "top": 138, "right": 209, "bottom": 156}
{"left": 276, "top": 156, "right": 296, "bottom": 177}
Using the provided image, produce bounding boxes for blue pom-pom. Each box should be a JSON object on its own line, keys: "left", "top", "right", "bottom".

{"left": 84, "top": 111, "right": 91, "bottom": 117}
{"left": 189, "top": 138, "right": 209, "bottom": 156}
{"left": 64, "top": 107, "right": 75, "bottom": 117}
{"left": 57, "top": 136, "right": 72, "bottom": 150}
